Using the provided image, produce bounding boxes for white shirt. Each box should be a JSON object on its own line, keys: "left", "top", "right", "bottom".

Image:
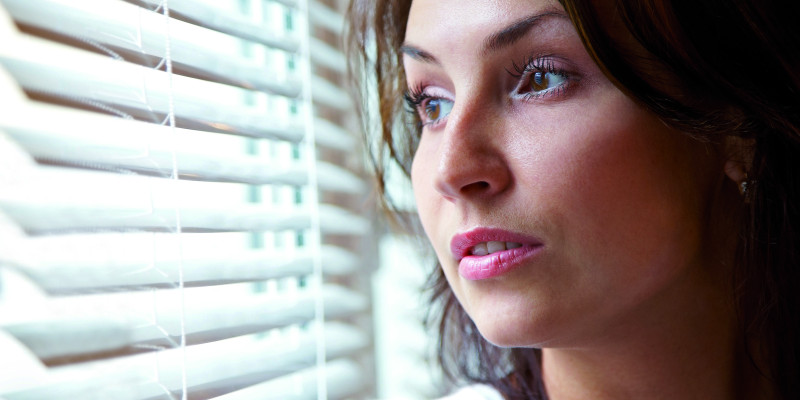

{"left": 437, "top": 384, "right": 505, "bottom": 400}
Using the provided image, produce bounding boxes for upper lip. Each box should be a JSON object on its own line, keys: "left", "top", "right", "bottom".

{"left": 450, "top": 227, "right": 544, "bottom": 261}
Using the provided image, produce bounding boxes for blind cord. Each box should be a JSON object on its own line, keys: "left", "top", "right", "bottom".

{"left": 296, "top": 0, "right": 328, "bottom": 398}
{"left": 160, "top": 1, "right": 189, "bottom": 399}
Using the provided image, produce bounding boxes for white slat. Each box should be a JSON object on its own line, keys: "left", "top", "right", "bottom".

{"left": 310, "top": 1, "right": 346, "bottom": 35}
{"left": 1, "top": 284, "right": 367, "bottom": 359}
{"left": 273, "top": 0, "right": 297, "bottom": 9}
{"left": 1, "top": 0, "right": 301, "bottom": 97}
{"left": 1, "top": 102, "right": 365, "bottom": 193}
{"left": 312, "top": 74, "right": 352, "bottom": 111}
{"left": 314, "top": 117, "right": 356, "bottom": 152}
{"left": 310, "top": 38, "right": 347, "bottom": 73}
{"left": 4, "top": 230, "right": 358, "bottom": 293}
{"left": 0, "top": 166, "right": 369, "bottom": 234}
{"left": 137, "top": 0, "right": 300, "bottom": 52}
{"left": 1, "top": 322, "right": 367, "bottom": 399}
{"left": 135, "top": 0, "right": 347, "bottom": 75}
{"left": 0, "top": 330, "right": 48, "bottom": 393}
{"left": 0, "top": 33, "right": 304, "bottom": 141}
{"left": 212, "top": 358, "right": 364, "bottom": 400}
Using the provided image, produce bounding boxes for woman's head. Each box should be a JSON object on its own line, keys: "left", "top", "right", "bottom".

{"left": 348, "top": 0, "right": 800, "bottom": 396}
{"left": 405, "top": 0, "right": 733, "bottom": 350}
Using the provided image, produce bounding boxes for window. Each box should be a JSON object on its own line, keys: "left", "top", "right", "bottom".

{"left": 0, "top": 0, "right": 376, "bottom": 398}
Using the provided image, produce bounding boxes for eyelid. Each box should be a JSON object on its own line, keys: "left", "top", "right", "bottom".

{"left": 405, "top": 85, "right": 453, "bottom": 107}
{"left": 419, "top": 86, "right": 454, "bottom": 102}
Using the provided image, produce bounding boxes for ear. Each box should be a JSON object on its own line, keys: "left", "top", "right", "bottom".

{"left": 722, "top": 136, "right": 754, "bottom": 191}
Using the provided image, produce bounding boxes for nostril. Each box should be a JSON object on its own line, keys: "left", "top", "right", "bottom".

{"left": 461, "top": 181, "right": 491, "bottom": 194}
{"left": 433, "top": 139, "right": 512, "bottom": 200}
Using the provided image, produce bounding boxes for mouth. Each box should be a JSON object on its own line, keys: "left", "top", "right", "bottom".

{"left": 450, "top": 228, "right": 544, "bottom": 280}
{"left": 468, "top": 241, "right": 524, "bottom": 256}
{"left": 450, "top": 227, "right": 542, "bottom": 260}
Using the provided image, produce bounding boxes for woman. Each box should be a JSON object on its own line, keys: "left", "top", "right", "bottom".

{"left": 348, "top": 0, "right": 800, "bottom": 398}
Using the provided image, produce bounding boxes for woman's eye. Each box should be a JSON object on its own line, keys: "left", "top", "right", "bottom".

{"left": 403, "top": 88, "right": 454, "bottom": 128}
{"left": 422, "top": 98, "right": 453, "bottom": 125}
{"left": 528, "top": 71, "right": 567, "bottom": 93}
{"left": 510, "top": 56, "right": 573, "bottom": 100}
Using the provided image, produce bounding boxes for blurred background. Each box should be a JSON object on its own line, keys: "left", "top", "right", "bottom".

{"left": 0, "top": 0, "right": 441, "bottom": 398}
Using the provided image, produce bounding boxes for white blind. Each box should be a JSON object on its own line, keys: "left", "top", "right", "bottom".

{"left": 0, "top": 0, "right": 374, "bottom": 399}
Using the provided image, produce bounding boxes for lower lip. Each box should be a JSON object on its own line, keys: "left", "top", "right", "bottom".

{"left": 458, "top": 245, "right": 543, "bottom": 280}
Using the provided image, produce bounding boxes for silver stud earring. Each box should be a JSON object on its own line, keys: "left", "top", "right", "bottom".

{"left": 739, "top": 174, "right": 754, "bottom": 203}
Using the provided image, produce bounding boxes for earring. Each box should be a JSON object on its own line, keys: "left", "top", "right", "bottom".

{"left": 739, "top": 174, "right": 754, "bottom": 203}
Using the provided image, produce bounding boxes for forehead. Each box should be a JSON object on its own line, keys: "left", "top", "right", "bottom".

{"left": 405, "top": 0, "right": 565, "bottom": 44}
{"left": 405, "top": 0, "right": 571, "bottom": 66}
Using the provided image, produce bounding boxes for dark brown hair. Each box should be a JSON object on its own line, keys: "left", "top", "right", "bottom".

{"left": 347, "top": 1, "right": 800, "bottom": 398}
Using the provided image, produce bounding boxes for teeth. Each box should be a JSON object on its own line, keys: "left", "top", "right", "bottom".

{"left": 487, "top": 241, "right": 505, "bottom": 254}
{"left": 470, "top": 241, "right": 523, "bottom": 256}
{"left": 472, "top": 242, "right": 488, "bottom": 256}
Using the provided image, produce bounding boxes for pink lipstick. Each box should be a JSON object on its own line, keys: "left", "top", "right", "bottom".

{"left": 450, "top": 228, "right": 544, "bottom": 280}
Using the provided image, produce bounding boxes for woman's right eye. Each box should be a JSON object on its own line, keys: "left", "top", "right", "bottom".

{"left": 404, "top": 88, "right": 454, "bottom": 128}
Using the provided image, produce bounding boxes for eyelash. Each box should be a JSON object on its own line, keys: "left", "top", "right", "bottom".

{"left": 403, "top": 84, "right": 426, "bottom": 114}
{"left": 404, "top": 85, "right": 445, "bottom": 128}
{"left": 508, "top": 54, "right": 572, "bottom": 100}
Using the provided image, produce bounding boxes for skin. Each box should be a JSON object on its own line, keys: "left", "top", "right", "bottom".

{"left": 404, "top": 0, "right": 751, "bottom": 398}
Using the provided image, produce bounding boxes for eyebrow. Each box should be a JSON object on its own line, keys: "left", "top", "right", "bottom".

{"left": 399, "top": 45, "right": 437, "bottom": 63}
{"left": 483, "top": 11, "right": 568, "bottom": 54}
{"left": 400, "top": 9, "right": 568, "bottom": 63}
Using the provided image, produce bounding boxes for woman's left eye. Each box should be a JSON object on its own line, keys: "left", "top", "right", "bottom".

{"left": 423, "top": 98, "right": 453, "bottom": 124}
{"left": 511, "top": 56, "right": 572, "bottom": 99}
{"left": 527, "top": 71, "right": 568, "bottom": 94}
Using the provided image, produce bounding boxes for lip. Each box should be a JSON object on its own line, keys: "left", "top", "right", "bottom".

{"left": 450, "top": 227, "right": 544, "bottom": 280}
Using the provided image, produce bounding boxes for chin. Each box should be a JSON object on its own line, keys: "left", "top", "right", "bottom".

{"left": 469, "top": 309, "right": 555, "bottom": 349}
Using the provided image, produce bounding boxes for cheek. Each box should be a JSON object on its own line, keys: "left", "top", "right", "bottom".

{"left": 410, "top": 138, "right": 468, "bottom": 287}
{"left": 533, "top": 96, "right": 718, "bottom": 286}
{"left": 410, "top": 142, "right": 442, "bottom": 245}
{"left": 410, "top": 145, "right": 430, "bottom": 220}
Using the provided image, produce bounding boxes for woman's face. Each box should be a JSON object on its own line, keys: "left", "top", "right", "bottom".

{"left": 405, "top": 0, "right": 728, "bottom": 347}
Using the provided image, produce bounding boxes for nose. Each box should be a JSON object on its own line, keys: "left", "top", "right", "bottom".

{"left": 433, "top": 103, "right": 512, "bottom": 202}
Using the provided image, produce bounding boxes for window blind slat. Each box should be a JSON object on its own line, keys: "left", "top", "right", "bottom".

{"left": 309, "top": 1, "right": 345, "bottom": 36}
{"left": 1, "top": 322, "right": 367, "bottom": 400}
{"left": 211, "top": 358, "right": 364, "bottom": 400}
{"left": 273, "top": 0, "right": 297, "bottom": 9}
{"left": 0, "top": 130, "right": 35, "bottom": 177}
{"left": 1, "top": 103, "right": 364, "bottom": 192}
{"left": 136, "top": 0, "right": 299, "bottom": 52}
{"left": 309, "top": 38, "right": 346, "bottom": 74}
{"left": 2, "top": 284, "right": 366, "bottom": 360}
{"left": 2, "top": 0, "right": 301, "bottom": 97}
{"left": 6, "top": 231, "right": 358, "bottom": 293}
{"left": 314, "top": 117, "right": 356, "bottom": 152}
{"left": 0, "top": 34, "right": 304, "bottom": 141}
{"left": 0, "top": 330, "right": 47, "bottom": 391}
{"left": 0, "top": 166, "right": 369, "bottom": 234}
{"left": 312, "top": 75, "right": 352, "bottom": 112}
{"left": 0, "top": 0, "right": 13, "bottom": 34}
{"left": 131, "top": 0, "right": 347, "bottom": 75}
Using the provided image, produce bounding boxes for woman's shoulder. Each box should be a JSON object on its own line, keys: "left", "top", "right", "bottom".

{"left": 437, "top": 384, "right": 505, "bottom": 400}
